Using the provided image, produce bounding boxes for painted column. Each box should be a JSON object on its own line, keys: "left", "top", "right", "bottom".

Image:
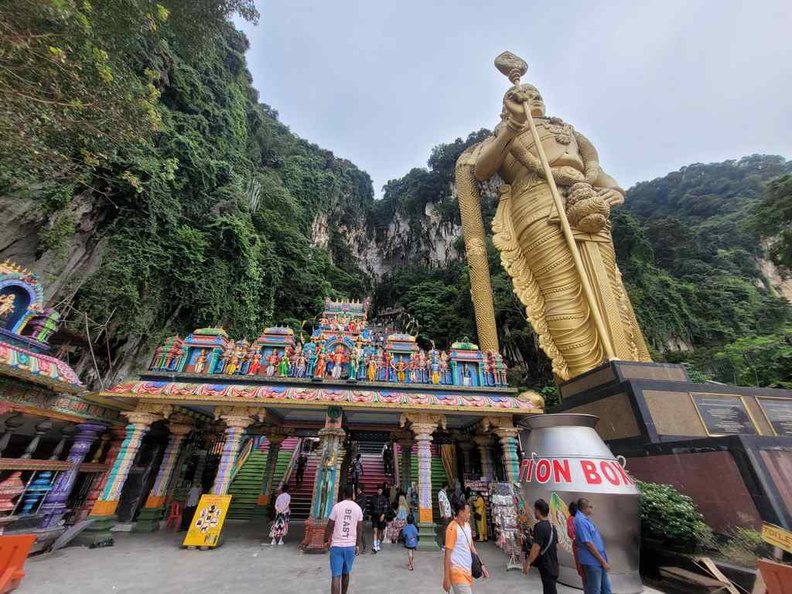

{"left": 211, "top": 407, "right": 255, "bottom": 495}
{"left": 301, "top": 406, "right": 344, "bottom": 553}
{"left": 74, "top": 426, "right": 125, "bottom": 522}
{"left": 90, "top": 412, "right": 158, "bottom": 517}
{"left": 402, "top": 412, "right": 445, "bottom": 551}
{"left": 253, "top": 430, "right": 289, "bottom": 520}
{"left": 38, "top": 421, "right": 106, "bottom": 529}
{"left": 494, "top": 426, "right": 521, "bottom": 484}
{"left": 135, "top": 417, "right": 193, "bottom": 532}
{"left": 79, "top": 411, "right": 159, "bottom": 547}
{"left": 473, "top": 434, "right": 493, "bottom": 481}
{"left": 21, "top": 419, "right": 52, "bottom": 459}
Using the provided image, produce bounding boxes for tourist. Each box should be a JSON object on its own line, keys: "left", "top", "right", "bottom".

{"left": 325, "top": 484, "right": 363, "bottom": 594}
{"left": 574, "top": 498, "right": 612, "bottom": 594}
{"left": 356, "top": 485, "right": 369, "bottom": 554}
{"left": 180, "top": 482, "right": 202, "bottom": 531}
{"left": 567, "top": 500, "right": 585, "bottom": 585}
{"left": 403, "top": 513, "right": 419, "bottom": 571}
{"left": 349, "top": 453, "right": 363, "bottom": 490}
{"left": 370, "top": 484, "right": 388, "bottom": 553}
{"left": 382, "top": 442, "right": 393, "bottom": 476}
{"left": 471, "top": 491, "right": 487, "bottom": 542}
{"left": 523, "top": 499, "right": 559, "bottom": 594}
{"left": 409, "top": 482, "right": 419, "bottom": 517}
{"left": 270, "top": 483, "right": 291, "bottom": 545}
{"left": 391, "top": 490, "right": 409, "bottom": 542}
{"left": 438, "top": 483, "right": 452, "bottom": 548}
{"left": 296, "top": 452, "right": 308, "bottom": 488}
{"left": 443, "top": 499, "right": 489, "bottom": 593}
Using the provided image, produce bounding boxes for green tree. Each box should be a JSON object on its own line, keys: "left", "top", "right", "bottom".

{"left": 750, "top": 173, "right": 792, "bottom": 268}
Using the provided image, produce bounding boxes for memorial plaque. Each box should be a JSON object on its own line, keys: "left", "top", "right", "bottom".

{"left": 691, "top": 394, "right": 757, "bottom": 436}
{"left": 757, "top": 397, "right": 792, "bottom": 436}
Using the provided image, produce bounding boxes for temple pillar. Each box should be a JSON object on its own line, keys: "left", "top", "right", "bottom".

{"left": 487, "top": 417, "right": 521, "bottom": 483}
{"left": 74, "top": 426, "right": 125, "bottom": 522}
{"left": 38, "top": 421, "right": 106, "bottom": 529}
{"left": 49, "top": 425, "right": 76, "bottom": 460}
{"left": 79, "top": 409, "right": 163, "bottom": 547}
{"left": 473, "top": 434, "right": 493, "bottom": 481}
{"left": 252, "top": 429, "right": 290, "bottom": 521}
{"left": 457, "top": 439, "right": 474, "bottom": 478}
{"left": 394, "top": 431, "right": 414, "bottom": 492}
{"left": 21, "top": 419, "right": 52, "bottom": 459}
{"left": 211, "top": 407, "right": 256, "bottom": 495}
{"left": 0, "top": 413, "right": 25, "bottom": 456}
{"left": 301, "top": 406, "right": 344, "bottom": 553}
{"left": 135, "top": 415, "right": 193, "bottom": 532}
{"left": 402, "top": 412, "right": 445, "bottom": 551}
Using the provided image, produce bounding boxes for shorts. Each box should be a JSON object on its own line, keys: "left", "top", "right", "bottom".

{"left": 373, "top": 518, "right": 387, "bottom": 530}
{"left": 451, "top": 582, "right": 473, "bottom": 594}
{"left": 329, "top": 546, "right": 356, "bottom": 577}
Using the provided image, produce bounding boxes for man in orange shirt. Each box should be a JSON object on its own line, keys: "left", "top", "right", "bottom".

{"left": 443, "top": 499, "right": 489, "bottom": 593}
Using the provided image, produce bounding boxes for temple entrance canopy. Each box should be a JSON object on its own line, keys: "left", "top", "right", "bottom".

{"left": 84, "top": 297, "right": 542, "bottom": 547}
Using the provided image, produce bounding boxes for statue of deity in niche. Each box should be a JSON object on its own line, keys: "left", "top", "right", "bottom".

{"left": 456, "top": 55, "right": 651, "bottom": 380}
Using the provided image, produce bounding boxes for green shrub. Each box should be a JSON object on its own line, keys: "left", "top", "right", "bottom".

{"left": 636, "top": 480, "right": 713, "bottom": 552}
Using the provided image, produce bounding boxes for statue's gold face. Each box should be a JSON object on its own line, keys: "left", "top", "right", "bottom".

{"left": 525, "top": 87, "right": 545, "bottom": 117}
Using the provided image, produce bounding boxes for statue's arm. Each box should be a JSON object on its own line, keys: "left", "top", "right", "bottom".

{"left": 575, "top": 130, "right": 625, "bottom": 204}
{"left": 474, "top": 123, "right": 518, "bottom": 181}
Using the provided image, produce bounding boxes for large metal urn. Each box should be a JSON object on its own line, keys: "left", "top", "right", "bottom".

{"left": 519, "top": 414, "right": 642, "bottom": 593}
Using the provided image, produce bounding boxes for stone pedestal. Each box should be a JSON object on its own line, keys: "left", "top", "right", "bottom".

{"left": 300, "top": 518, "right": 329, "bottom": 554}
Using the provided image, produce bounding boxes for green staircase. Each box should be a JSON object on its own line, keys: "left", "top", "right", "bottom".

{"left": 398, "top": 451, "right": 449, "bottom": 522}
{"left": 227, "top": 448, "right": 295, "bottom": 520}
{"left": 227, "top": 450, "right": 267, "bottom": 520}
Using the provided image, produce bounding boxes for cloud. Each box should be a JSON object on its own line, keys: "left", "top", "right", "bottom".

{"left": 237, "top": 0, "right": 792, "bottom": 196}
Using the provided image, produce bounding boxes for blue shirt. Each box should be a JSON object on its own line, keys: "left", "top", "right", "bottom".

{"left": 573, "top": 513, "right": 608, "bottom": 566}
{"left": 402, "top": 523, "right": 419, "bottom": 548}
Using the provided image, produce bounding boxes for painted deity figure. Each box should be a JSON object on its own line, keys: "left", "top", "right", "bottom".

{"left": 265, "top": 353, "right": 278, "bottom": 377}
{"left": 248, "top": 354, "right": 261, "bottom": 376}
{"left": 456, "top": 71, "right": 650, "bottom": 380}
{"left": 314, "top": 352, "right": 327, "bottom": 378}
{"left": 331, "top": 353, "right": 343, "bottom": 379}
{"left": 462, "top": 364, "right": 473, "bottom": 386}
{"left": 194, "top": 352, "right": 208, "bottom": 374}
{"left": 348, "top": 350, "right": 358, "bottom": 380}
{"left": 307, "top": 350, "right": 318, "bottom": 377}
{"left": 325, "top": 352, "right": 336, "bottom": 378}
{"left": 365, "top": 356, "right": 376, "bottom": 382}
{"left": 278, "top": 354, "right": 289, "bottom": 377}
{"left": 295, "top": 354, "right": 307, "bottom": 377}
{"left": 494, "top": 353, "right": 507, "bottom": 385}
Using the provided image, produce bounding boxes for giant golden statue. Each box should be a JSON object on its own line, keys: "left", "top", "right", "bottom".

{"left": 456, "top": 52, "right": 650, "bottom": 380}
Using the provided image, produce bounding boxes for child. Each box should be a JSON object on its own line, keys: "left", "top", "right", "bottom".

{"left": 402, "top": 513, "right": 419, "bottom": 571}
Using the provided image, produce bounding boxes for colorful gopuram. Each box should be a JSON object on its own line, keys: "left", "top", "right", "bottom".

{"left": 0, "top": 261, "right": 123, "bottom": 551}
{"left": 87, "top": 297, "right": 543, "bottom": 549}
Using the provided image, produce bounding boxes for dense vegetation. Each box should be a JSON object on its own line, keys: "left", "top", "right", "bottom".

{"left": 1, "top": 1, "right": 373, "bottom": 384}
{"left": 2, "top": 2, "right": 789, "bottom": 392}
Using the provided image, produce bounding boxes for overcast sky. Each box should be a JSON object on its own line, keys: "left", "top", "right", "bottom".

{"left": 237, "top": 0, "right": 791, "bottom": 196}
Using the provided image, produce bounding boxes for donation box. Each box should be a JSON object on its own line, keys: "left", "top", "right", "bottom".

{"left": 519, "top": 414, "right": 642, "bottom": 593}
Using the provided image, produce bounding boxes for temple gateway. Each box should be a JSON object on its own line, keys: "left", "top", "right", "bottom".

{"left": 0, "top": 263, "right": 542, "bottom": 551}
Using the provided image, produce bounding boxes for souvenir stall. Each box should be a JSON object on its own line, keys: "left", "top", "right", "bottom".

{"left": 489, "top": 482, "right": 522, "bottom": 570}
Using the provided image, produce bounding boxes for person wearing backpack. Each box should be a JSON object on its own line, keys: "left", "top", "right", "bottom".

{"left": 402, "top": 513, "right": 419, "bottom": 571}
{"left": 523, "top": 499, "right": 559, "bottom": 594}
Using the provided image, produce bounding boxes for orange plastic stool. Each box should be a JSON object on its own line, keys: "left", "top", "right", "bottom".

{"left": 164, "top": 501, "right": 183, "bottom": 531}
{"left": 0, "top": 534, "right": 36, "bottom": 593}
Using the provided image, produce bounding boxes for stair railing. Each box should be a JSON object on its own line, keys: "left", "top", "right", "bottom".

{"left": 279, "top": 437, "right": 304, "bottom": 488}
{"left": 230, "top": 436, "right": 254, "bottom": 483}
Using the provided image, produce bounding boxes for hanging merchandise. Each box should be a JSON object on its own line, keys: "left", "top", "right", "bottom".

{"left": 488, "top": 482, "right": 522, "bottom": 570}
